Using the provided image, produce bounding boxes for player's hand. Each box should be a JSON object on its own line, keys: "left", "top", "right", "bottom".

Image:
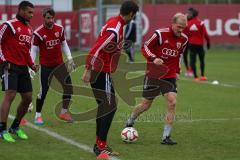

{"left": 0, "top": 61, "right": 11, "bottom": 70}
{"left": 28, "top": 68, "right": 36, "bottom": 79}
{"left": 0, "top": 61, "right": 9, "bottom": 76}
{"left": 207, "top": 42, "right": 211, "bottom": 50}
{"left": 153, "top": 58, "right": 164, "bottom": 65}
{"left": 176, "top": 73, "right": 180, "bottom": 80}
{"left": 28, "top": 102, "right": 34, "bottom": 112}
{"left": 30, "top": 64, "right": 39, "bottom": 72}
{"left": 82, "top": 69, "right": 91, "bottom": 84}
{"left": 67, "top": 59, "right": 76, "bottom": 72}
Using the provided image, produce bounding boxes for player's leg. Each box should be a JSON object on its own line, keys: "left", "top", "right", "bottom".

{"left": 161, "top": 92, "right": 177, "bottom": 145}
{"left": 13, "top": 92, "right": 32, "bottom": 121}
{"left": 126, "top": 98, "right": 153, "bottom": 127}
{"left": 183, "top": 44, "right": 193, "bottom": 77}
{"left": 183, "top": 46, "right": 189, "bottom": 70}
{"left": 125, "top": 48, "right": 134, "bottom": 63}
{"left": 129, "top": 43, "right": 135, "bottom": 62}
{"left": 0, "top": 91, "right": 17, "bottom": 125}
{"left": 198, "top": 46, "right": 207, "bottom": 80}
{"left": 126, "top": 76, "right": 161, "bottom": 127}
{"left": 35, "top": 65, "right": 51, "bottom": 124}
{"left": 9, "top": 66, "right": 32, "bottom": 139}
{"left": 0, "top": 91, "right": 17, "bottom": 142}
{"left": 189, "top": 44, "right": 198, "bottom": 80}
{"left": 125, "top": 41, "right": 134, "bottom": 63}
{"left": 0, "top": 64, "right": 18, "bottom": 142}
{"left": 90, "top": 71, "right": 119, "bottom": 156}
{"left": 161, "top": 79, "right": 178, "bottom": 145}
{"left": 54, "top": 65, "right": 73, "bottom": 122}
{"left": 9, "top": 91, "right": 32, "bottom": 140}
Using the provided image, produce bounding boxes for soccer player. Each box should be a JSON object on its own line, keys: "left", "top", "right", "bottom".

{"left": 183, "top": 27, "right": 193, "bottom": 77}
{"left": 82, "top": 1, "right": 139, "bottom": 158}
{"left": 125, "top": 13, "right": 188, "bottom": 145}
{"left": 31, "top": 8, "right": 75, "bottom": 125}
{"left": 0, "top": 1, "right": 37, "bottom": 142}
{"left": 186, "top": 7, "right": 210, "bottom": 81}
{"left": 124, "top": 16, "right": 137, "bottom": 63}
{"left": 238, "top": 25, "right": 240, "bottom": 38}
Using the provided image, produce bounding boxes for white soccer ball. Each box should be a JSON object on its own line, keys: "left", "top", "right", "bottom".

{"left": 121, "top": 127, "right": 138, "bottom": 143}
{"left": 212, "top": 80, "right": 219, "bottom": 85}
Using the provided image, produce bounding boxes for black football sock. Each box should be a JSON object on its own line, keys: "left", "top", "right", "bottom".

{"left": 10, "top": 118, "right": 20, "bottom": 130}
{"left": 36, "top": 98, "right": 44, "bottom": 113}
{"left": 98, "top": 109, "right": 116, "bottom": 141}
{"left": 0, "top": 122, "right": 7, "bottom": 132}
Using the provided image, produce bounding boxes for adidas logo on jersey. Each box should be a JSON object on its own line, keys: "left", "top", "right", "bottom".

{"left": 189, "top": 24, "right": 198, "bottom": 31}
{"left": 55, "top": 32, "right": 59, "bottom": 38}
{"left": 17, "top": 27, "right": 21, "bottom": 32}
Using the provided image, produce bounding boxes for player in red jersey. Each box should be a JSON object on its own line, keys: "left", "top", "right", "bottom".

{"left": 186, "top": 7, "right": 210, "bottom": 81}
{"left": 82, "top": 1, "right": 138, "bottom": 158}
{"left": 0, "top": 1, "right": 37, "bottom": 142}
{"left": 125, "top": 13, "right": 188, "bottom": 145}
{"left": 182, "top": 26, "right": 193, "bottom": 77}
{"left": 30, "top": 8, "right": 75, "bottom": 125}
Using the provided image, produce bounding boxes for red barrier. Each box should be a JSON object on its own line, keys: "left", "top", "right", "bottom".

{"left": 1, "top": 4, "right": 240, "bottom": 49}
{"left": 79, "top": 9, "right": 97, "bottom": 49}
{"left": 142, "top": 4, "right": 240, "bottom": 44}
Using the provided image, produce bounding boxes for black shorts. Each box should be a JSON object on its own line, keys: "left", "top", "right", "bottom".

{"left": 90, "top": 71, "right": 117, "bottom": 117}
{"left": 189, "top": 44, "right": 205, "bottom": 55}
{"left": 142, "top": 76, "right": 177, "bottom": 100}
{"left": 1, "top": 62, "right": 32, "bottom": 93}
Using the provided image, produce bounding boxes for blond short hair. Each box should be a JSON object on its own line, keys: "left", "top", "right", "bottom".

{"left": 172, "top": 12, "right": 187, "bottom": 24}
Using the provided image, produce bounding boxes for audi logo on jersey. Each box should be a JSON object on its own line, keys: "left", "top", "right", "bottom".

{"left": 162, "top": 48, "right": 178, "bottom": 57}
{"left": 19, "top": 35, "right": 31, "bottom": 43}
{"left": 46, "top": 39, "right": 60, "bottom": 47}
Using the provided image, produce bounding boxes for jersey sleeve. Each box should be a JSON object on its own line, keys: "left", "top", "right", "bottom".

{"left": 141, "top": 32, "right": 159, "bottom": 62}
{"left": 85, "top": 31, "right": 116, "bottom": 70}
{"left": 0, "top": 23, "right": 11, "bottom": 62}
{"left": 202, "top": 23, "right": 210, "bottom": 44}
{"left": 200, "top": 21, "right": 210, "bottom": 44}
{"left": 27, "top": 51, "right": 34, "bottom": 66}
{"left": 61, "top": 40, "right": 72, "bottom": 60}
{"left": 60, "top": 27, "right": 66, "bottom": 42}
{"left": 30, "top": 45, "right": 39, "bottom": 62}
{"left": 33, "top": 33, "right": 41, "bottom": 46}
{"left": 105, "top": 21, "right": 121, "bottom": 43}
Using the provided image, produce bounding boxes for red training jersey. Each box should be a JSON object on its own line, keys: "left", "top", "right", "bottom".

{"left": 86, "top": 15, "right": 125, "bottom": 73}
{"left": 33, "top": 23, "right": 65, "bottom": 66}
{"left": 0, "top": 18, "right": 34, "bottom": 66}
{"left": 142, "top": 27, "right": 188, "bottom": 79}
{"left": 187, "top": 17, "right": 210, "bottom": 45}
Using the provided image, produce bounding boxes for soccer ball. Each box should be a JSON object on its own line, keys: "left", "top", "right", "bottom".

{"left": 121, "top": 127, "right": 138, "bottom": 143}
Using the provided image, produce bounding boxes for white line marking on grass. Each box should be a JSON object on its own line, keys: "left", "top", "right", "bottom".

{"left": 181, "top": 77, "right": 240, "bottom": 89}
{"left": 9, "top": 115, "right": 120, "bottom": 160}
{"left": 181, "top": 117, "right": 240, "bottom": 122}
{"left": 108, "top": 117, "right": 240, "bottom": 123}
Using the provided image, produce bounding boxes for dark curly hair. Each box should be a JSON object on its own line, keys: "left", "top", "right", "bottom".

{"left": 120, "top": 0, "right": 139, "bottom": 16}
{"left": 188, "top": 7, "right": 199, "bottom": 18}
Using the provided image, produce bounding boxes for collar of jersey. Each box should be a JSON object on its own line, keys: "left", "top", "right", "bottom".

{"left": 16, "top": 14, "right": 29, "bottom": 25}
{"left": 118, "top": 15, "right": 126, "bottom": 25}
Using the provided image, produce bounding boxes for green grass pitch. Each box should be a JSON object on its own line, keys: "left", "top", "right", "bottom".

{"left": 1, "top": 48, "right": 240, "bottom": 160}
